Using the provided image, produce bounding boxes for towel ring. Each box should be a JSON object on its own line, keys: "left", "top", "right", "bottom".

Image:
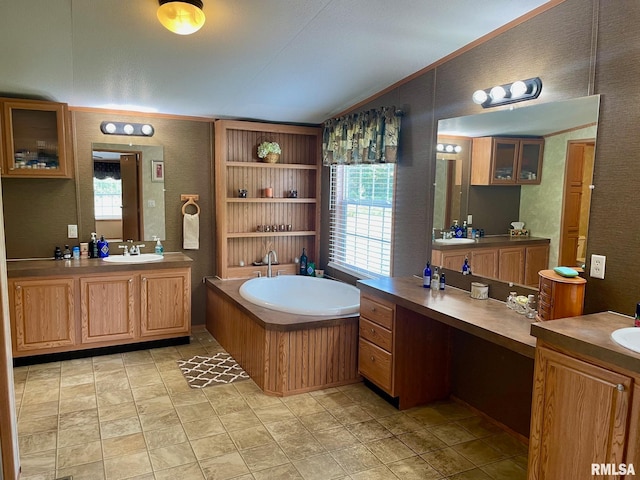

{"left": 181, "top": 194, "right": 201, "bottom": 215}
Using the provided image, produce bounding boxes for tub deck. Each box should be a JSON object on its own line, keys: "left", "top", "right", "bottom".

{"left": 205, "top": 277, "right": 361, "bottom": 396}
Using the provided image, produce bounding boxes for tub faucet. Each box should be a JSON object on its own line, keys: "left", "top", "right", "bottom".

{"left": 266, "top": 250, "right": 277, "bottom": 278}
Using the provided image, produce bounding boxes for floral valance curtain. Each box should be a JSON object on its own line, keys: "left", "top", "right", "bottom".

{"left": 93, "top": 161, "right": 121, "bottom": 180}
{"left": 322, "top": 106, "right": 402, "bottom": 165}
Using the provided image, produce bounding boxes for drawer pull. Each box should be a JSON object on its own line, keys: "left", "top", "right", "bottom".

{"left": 617, "top": 384, "right": 625, "bottom": 392}
{"left": 371, "top": 306, "right": 376, "bottom": 312}
{"left": 371, "top": 356, "right": 375, "bottom": 362}
{"left": 371, "top": 328, "right": 375, "bottom": 334}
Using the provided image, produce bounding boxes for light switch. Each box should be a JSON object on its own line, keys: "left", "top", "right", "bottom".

{"left": 67, "top": 224, "right": 78, "bottom": 238}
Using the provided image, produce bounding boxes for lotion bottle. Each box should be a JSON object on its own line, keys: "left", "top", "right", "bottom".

{"left": 154, "top": 236, "right": 164, "bottom": 256}
{"left": 97, "top": 235, "right": 109, "bottom": 258}
{"left": 423, "top": 262, "right": 432, "bottom": 288}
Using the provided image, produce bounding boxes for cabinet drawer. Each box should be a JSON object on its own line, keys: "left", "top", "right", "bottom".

{"left": 539, "top": 278, "right": 552, "bottom": 297}
{"left": 358, "top": 338, "right": 393, "bottom": 393}
{"left": 360, "top": 296, "right": 394, "bottom": 329}
{"left": 359, "top": 317, "right": 392, "bottom": 352}
{"left": 538, "top": 300, "right": 551, "bottom": 321}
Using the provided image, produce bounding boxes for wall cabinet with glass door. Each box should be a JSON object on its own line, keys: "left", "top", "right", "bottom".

{"left": 471, "top": 137, "right": 544, "bottom": 185}
{"left": 214, "top": 120, "right": 321, "bottom": 279}
{"left": 1, "top": 98, "right": 73, "bottom": 178}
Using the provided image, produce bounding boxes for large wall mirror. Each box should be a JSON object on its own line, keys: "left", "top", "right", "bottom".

{"left": 434, "top": 95, "right": 600, "bottom": 281}
{"left": 92, "top": 142, "right": 166, "bottom": 242}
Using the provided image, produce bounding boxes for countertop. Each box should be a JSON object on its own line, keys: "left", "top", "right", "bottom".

{"left": 357, "top": 276, "right": 537, "bottom": 358}
{"left": 6, "top": 252, "right": 193, "bottom": 277}
{"left": 531, "top": 312, "right": 640, "bottom": 374}
{"left": 431, "top": 235, "right": 550, "bottom": 250}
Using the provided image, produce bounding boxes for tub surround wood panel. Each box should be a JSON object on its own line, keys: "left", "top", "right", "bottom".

{"left": 206, "top": 279, "right": 360, "bottom": 396}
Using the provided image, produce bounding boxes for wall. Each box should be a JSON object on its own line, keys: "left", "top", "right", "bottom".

{"left": 2, "top": 110, "right": 214, "bottom": 325}
{"left": 324, "top": 0, "right": 639, "bottom": 317}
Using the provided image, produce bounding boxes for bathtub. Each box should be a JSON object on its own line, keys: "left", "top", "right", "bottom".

{"left": 239, "top": 275, "right": 360, "bottom": 316}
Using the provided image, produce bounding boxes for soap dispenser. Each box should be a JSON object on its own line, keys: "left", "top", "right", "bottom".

{"left": 154, "top": 236, "right": 164, "bottom": 256}
{"left": 97, "top": 235, "right": 109, "bottom": 258}
{"left": 88, "top": 232, "right": 98, "bottom": 258}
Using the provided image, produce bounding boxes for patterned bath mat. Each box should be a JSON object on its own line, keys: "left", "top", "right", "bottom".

{"left": 177, "top": 353, "right": 249, "bottom": 388}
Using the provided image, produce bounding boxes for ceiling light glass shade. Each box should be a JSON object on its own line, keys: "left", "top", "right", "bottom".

{"left": 510, "top": 80, "right": 528, "bottom": 98}
{"left": 489, "top": 86, "right": 507, "bottom": 102}
{"left": 436, "top": 143, "right": 445, "bottom": 152}
{"left": 445, "top": 145, "right": 454, "bottom": 153}
{"left": 123, "top": 124, "right": 135, "bottom": 135}
{"left": 157, "top": 0, "right": 205, "bottom": 35}
{"left": 104, "top": 122, "right": 117, "bottom": 134}
{"left": 454, "top": 145, "right": 462, "bottom": 153}
{"left": 472, "top": 89, "right": 488, "bottom": 105}
{"left": 141, "top": 124, "right": 154, "bottom": 136}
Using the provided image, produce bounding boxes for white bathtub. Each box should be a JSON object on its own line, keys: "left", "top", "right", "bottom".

{"left": 239, "top": 275, "right": 360, "bottom": 316}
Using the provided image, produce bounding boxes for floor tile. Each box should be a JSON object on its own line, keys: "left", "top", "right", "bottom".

{"left": 56, "top": 460, "right": 106, "bottom": 480}
{"left": 283, "top": 395, "right": 326, "bottom": 416}
{"left": 480, "top": 458, "right": 527, "bottom": 480}
{"left": 330, "top": 443, "right": 382, "bottom": 474}
{"left": 19, "top": 450, "right": 56, "bottom": 477}
{"left": 482, "top": 432, "right": 528, "bottom": 457}
{"left": 104, "top": 450, "right": 152, "bottom": 479}
{"left": 175, "top": 401, "right": 217, "bottom": 423}
{"left": 453, "top": 439, "right": 507, "bottom": 466}
{"left": 154, "top": 461, "right": 205, "bottom": 480}
{"left": 366, "top": 436, "right": 415, "bottom": 464}
{"left": 292, "top": 452, "right": 346, "bottom": 480}
{"left": 138, "top": 408, "right": 180, "bottom": 431}
{"left": 429, "top": 422, "right": 477, "bottom": 446}
{"left": 56, "top": 440, "right": 102, "bottom": 469}
{"left": 312, "top": 426, "right": 360, "bottom": 451}
{"left": 100, "top": 415, "right": 142, "bottom": 439}
{"left": 57, "top": 423, "right": 101, "bottom": 448}
{"left": 349, "top": 464, "right": 398, "bottom": 480}
{"left": 276, "top": 432, "right": 326, "bottom": 461}
{"left": 298, "top": 411, "right": 341, "bottom": 432}
{"left": 190, "top": 432, "right": 237, "bottom": 461}
{"left": 144, "top": 424, "right": 188, "bottom": 450}
{"left": 148, "top": 441, "right": 197, "bottom": 471}
{"left": 377, "top": 413, "right": 424, "bottom": 435}
{"left": 103, "top": 432, "right": 147, "bottom": 459}
{"left": 228, "top": 425, "right": 275, "bottom": 450}
{"left": 456, "top": 416, "right": 504, "bottom": 439}
{"left": 328, "top": 404, "right": 372, "bottom": 426}
{"left": 199, "top": 451, "right": 250, "bottom": 480}
{"left": 447, "top": 468, "right": 494, "bottom": 480}
{"left": 18, "top": 414, "right": 59, "bottom": 435}
{"left": 421, "top": 447, "right": 475, "bottom": 477}
{"left": 252, "top": 462, "right": 303, "bottom": 480}
{"left": 59, "top": 408, "right": 99, "bottom": 431}
{"left": 240, "top": 442, "right": 289, "bottom": 471}
{"left": 98, "top": 401, "right": 138, "bottom": 423}
{"left": 18, "top": 431, "right": 57, "bottom": 456}
{"left": 345, "top": 419, "right": 393, "bottom": 443}
{"left": 219, "top": 409, "right": 262, "bottom": 432}
{"left": 397, "top": 428, "right": 447, "bottom": 454}
{"left": 387, "top": 455, "right": 443, "bottom": 480}
{"left": 253, "top": 403, "right": 296, "bottom": 424}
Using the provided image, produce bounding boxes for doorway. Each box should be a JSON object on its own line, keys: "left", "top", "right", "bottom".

{"left": 93, "top": 150, "right": 143, "bottom": 241}
{"left": 558, "top": 140, "right": 595, "bottom": 267}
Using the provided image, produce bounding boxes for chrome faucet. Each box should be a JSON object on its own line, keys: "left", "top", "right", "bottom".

{"left": 130, "top": 243, "right": 145, "bottom": 255}
{"left": 266, "top": 250, "right": 278, "bottom": 278}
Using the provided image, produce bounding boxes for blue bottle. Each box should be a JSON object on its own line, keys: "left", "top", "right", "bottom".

{"left": 462, "top": 257, "right": 471, "bottom": 275}
{"left": 423, "top": 262, "right": 432, "bottom": 288}
{"left": 97, "top": 235, "right": 109, "bottom": 258}
{"left": 439, "top": 271, "right": 446, "bottom": 290}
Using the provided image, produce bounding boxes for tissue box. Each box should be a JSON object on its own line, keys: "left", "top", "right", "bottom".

{"left": 509, "top": 228, "right": 529, "bottom": 236}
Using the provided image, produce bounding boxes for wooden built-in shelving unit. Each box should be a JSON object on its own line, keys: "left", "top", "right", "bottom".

{"left": 214, "top": 120, "right": 322, "bottom": 279}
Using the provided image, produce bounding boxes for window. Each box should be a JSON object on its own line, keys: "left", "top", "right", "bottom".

{"left": 93, "top": 177, "right": 122, "bottom": 220}
{"left": 329, "top": 163, "right": 395, "bottom": 278}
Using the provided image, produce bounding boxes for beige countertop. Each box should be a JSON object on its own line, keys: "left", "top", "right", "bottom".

{"left": 531, "top": 312, "right": 640, "bottom": 374}
{"left": 358, "top": 276, "right": 537, "bottom": 358}
{"left": 6, "top": 252, "right": 193, "bottom": 277}
{"left": 431, "top": 235, "right": 550, "bottom": 250}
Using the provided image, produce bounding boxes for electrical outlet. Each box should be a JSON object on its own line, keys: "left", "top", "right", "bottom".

{"left": 590, "top": 254, "right": 606, "bottom": 279}
{"left": 67, "top": 224, "right": 78, "bottom": 239}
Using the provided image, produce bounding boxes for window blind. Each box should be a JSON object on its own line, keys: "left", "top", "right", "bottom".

{"left": 329, "top": 163, "right": 395, "bottom": 278}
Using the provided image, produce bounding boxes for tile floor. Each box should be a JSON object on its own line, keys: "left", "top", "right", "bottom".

{"left": 13, "top": 328, "right": 529, "bottom": 480}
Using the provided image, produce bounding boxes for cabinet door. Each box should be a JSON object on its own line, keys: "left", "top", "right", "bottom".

{"left": 2, "top": 100, "right": 71, "bottom": 178}
{"left": 528, "top": 347, "right": 631, "bottom": 480}
{"left": 491, "top": 139, "right": 519, "bottom": 183}
{"left": 80, "top": 274, "right": 136, "bottom": 343}
{"left": 498, "top": 247, "right": 525, "bottom": 284}
{"left": 10, "top": 278, "right": 75, "bottom": 354}
{"left": 439, "top": 251, "right": 470, "bottom": 272}
{"left": 140, "top": 268, "right": 191, "bottom": 337}
{"left": 517, "top": 139, "right": 544, "bottom": 184}
{"left": 470, "top": 248, "right": 498, "bottom": 279}
{"left": 524, "top": 245, "right": 549, "bottom": 286}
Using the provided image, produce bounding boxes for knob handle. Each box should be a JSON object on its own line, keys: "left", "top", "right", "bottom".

{"left": 370, "top": 356, "right": 375, "bottom": 362}
{"left": 371, "top": 328, "right": 375, "bottom": 333}
{"left": 617, "top": 384, "right": 625, "bottom": 392}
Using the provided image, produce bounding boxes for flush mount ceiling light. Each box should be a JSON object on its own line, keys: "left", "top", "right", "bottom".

{"left": 157, "top": 0, "right": 205, "bottom": 35}
{"left": 472, "top": 77, "right": 542, "bottom": 108}
{"left": 100, "top": 122, "right": 155, "bottom": 137}
{"left": 436, "top": 143, "right": 462, "bottom": 153}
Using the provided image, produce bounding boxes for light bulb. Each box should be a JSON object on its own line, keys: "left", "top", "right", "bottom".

{"left": 141, "top": 124, "right": 154, "bottom": 136}
{"left": 157, "top": 1, "right": 205, "bottom": 35}
{"left": 510, "top": 80, "right": 528, "bottom": 98}
{"left": 489, "top": 86, "right": 506, "bottom": 102}
{"left": 472, "top": 89, "right": 488, "bottom": 105}
{"left": 454, "top": 145, "right": 462, "bottom": 153}
{"left": 105, "top": 123, "right": 116, "bottom": 134}
{"left": 445, "top": 145, "right": 454, "bottom": 153}
{"left": 436, "top": 143, "right": 445, "bottom": 152}
{"left": 123, "top": 124, "right": 134, "bottom": 135}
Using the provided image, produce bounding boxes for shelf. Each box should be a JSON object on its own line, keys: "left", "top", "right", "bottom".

{"left": 227, "top": 197, "right": 317, "bottom": 203}
{"left": 227, "top": 231, "right": 316, "bottom": 238}
{"left": 227, "top": 161, "right": 317, "bottom": 170}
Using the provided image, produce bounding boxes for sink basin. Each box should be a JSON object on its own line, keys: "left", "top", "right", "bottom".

{"left": 611, "top": 327, "right": 640, "bottom": 353}
{"left": 102, "top": 254, "right": 164, "bottom": 264}
{"left": 434, "top": 238, "right": 476, "bottom": 245}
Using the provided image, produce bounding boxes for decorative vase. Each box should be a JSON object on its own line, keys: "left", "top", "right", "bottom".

{"left": 264, "top": 152, "right": 280, "bottom": 164}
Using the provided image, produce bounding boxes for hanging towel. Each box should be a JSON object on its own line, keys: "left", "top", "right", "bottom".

{"left": 183, "top": 213, "right": 200, "bottom": 250}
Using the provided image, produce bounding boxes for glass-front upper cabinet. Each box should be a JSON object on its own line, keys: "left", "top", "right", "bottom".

{"left": 471, "top": 136, "right": 544, "bottom": 186}
{"left": 1, "top": 99, "right": 72, "bottom": 178}
{"left": 516, "top": 139, "right": 544, "bottom": 184}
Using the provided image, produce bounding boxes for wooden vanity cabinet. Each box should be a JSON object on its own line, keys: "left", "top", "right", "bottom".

{"left": 498, "top": 247, "right": 525, "bottom": 284}
{"left": 537, "top": 269, "right": 586, "bottom": 321}
{"left": 140, "top": 268, "right": 191, "bottom": 337}
{"left": 528, "top": 344, "right": 633, "bottom": 480}
{"left": 9, "top": 277, "right": 76, "bottom": 354}
{"left": 471, "top": 137, "right": 544, "bottom": 185}
{"left": 80, "top": 274, "right": 137, "bottom": 344}
{"left": 1, "top": 98, "right": 73, "bottom": 178}
{"left": 358, "top": 293, "right": 450, "bottom": 409}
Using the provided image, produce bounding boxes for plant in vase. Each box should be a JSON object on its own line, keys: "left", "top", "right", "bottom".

{"left": 257, "top": 141, "right": 281, "bottom": 163}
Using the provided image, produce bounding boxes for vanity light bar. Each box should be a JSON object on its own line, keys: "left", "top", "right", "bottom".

{"left": 100, "top": 122, "right": 155, "bottom": 137}
{"left": 436, "top": 143, "right": 462, "bottom": 153}
{"left": 472, "top": 77, "right": 542, "bottom": 108}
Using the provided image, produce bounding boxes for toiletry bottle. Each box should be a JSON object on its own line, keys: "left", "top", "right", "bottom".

{"left": 462, "top": 257, "right": 471, "bottom": 275}
{"left": 423, "top": 261, "right": 432, "bottom": 288}
{"left": 63, "top": 245, "right": 72, "bottom": 260}
{"left": 307, "top": 262, "right": 316, "bottom": 276}
{"left": 451, "top": 220, "right": 458, "bottom": 236}
{"left": 154, "top": 236, "right": 164, "bottom": 256}
{"left": 72, "top": 246, "right": 80, "bottom": 260}
{"left": 635, "top": 302, "right": 640, "bottom": 327}
{"left": 88, "top": 232, "right": 98, "bottom": 258}
{"left": 97, "top": 235, "right": 109, "bottom": 258}
{"left": 432, "top": 266, "right": 439, "bottom": 285}
{"left": 54, "top": 246, "right": 63, "bottom": 260}
{"left": 439, "top": 271, "right": 446, "bottom": 290}
{"left": 299, "top": 248, "right": 308, "bottom": 275}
